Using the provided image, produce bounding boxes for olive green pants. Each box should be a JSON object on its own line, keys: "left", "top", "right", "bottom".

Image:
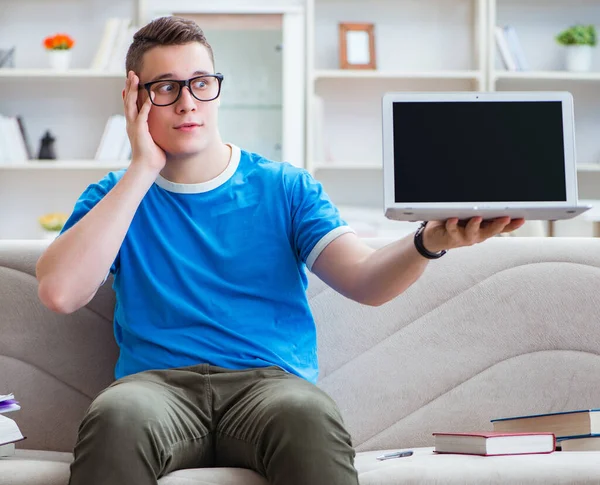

{"left": 68, "top": 364, "right": 360, "bottom": 485}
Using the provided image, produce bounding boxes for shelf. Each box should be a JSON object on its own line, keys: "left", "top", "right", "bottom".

{"left": 0, "top": 160, "right": 129, "bottom": 170}
{"left": 313, "top": 163, "right": 382, "bottom": 170}
{"left": 577, "top": 164, "right": 600, "bottom": 172}
{"left": 314, "top": 163, "right": 600, "bottom": 172}
{"left": 313, "top": 70, "right": 483, "bottom": 81}
{"left": 0, "top": 69, "right": 125, "bottom": 79}
{"left": 494, "top": 71, "right": 600, "bottom": 82}
{"left": 220, "top": 104, "right": 282, "bottom": 110}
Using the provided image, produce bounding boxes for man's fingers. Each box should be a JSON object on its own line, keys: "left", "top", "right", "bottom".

{"left": 503, "top": 218, "right": 526, "bottom": 233}
{"left": 138, "top": 92, "right": 153, "bottom": 124}
{"left": 480, "top": 216, "right": 511, "bottom": 238}
{"left": 124, "top": 71, "right": 139, "bottom": 123}
{"left": 465, "top": 217, "right": 482, "bottom": 241}
{"left": 445, "top": 218, "right": 460, "bottom": 238}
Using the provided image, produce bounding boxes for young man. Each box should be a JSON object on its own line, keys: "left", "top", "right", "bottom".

{"left": 36, "top": 16, "right": 524, "bottom": 485}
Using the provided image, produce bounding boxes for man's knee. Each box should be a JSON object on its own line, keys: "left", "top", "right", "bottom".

{"left": 264, "top": 384, "right": 351, "bottom": 444}
{"left": 79, "top": 381, "right": 160, "bottom": 442}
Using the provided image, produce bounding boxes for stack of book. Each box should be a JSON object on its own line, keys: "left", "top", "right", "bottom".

{"left": 494, "top": 25, "right": 529, "bottom": 72}
{"left": 491, "top": 409, "right": 600, "bottom": 452}
{"left": 91, "top": 17, "right": 137, "bottom": 73}
{"left": 433, "top": 408, "right": 600, "bottom": 456}
{"left": 0, "top": 393, "right": 25, "bottom": 457}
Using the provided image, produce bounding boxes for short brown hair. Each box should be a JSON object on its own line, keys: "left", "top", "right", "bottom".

{"left": 125, "top": 16, "right": 215, "bottom": 76}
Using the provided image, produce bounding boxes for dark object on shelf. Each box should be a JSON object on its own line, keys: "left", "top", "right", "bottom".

{"left": 0, "top": 47, "right": 15, "bottom": 68}
{"left": 38, "top": 131, "right": 57, "bottom": 160}
{"left": 16, "top": 116, "right": 33, "bottom": 159}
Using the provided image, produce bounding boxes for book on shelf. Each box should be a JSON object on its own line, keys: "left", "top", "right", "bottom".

{"left": 91, "top": 18, "right": 137, "bottom": 73}
{"left": 503, "top": 26, "right": 529, "bottom": 71}
{"left": 495, "top": 25, "right": 529, "bottom": 72}
{"left": 0, "top": 115, "right": 30, "bottom": 164}
{"left": 95, "top": 115, "right": 131, "bottom": 162}
{"left": 491, "top": 408, "right": 600, "bottom": 439}
{"left": 433, "top": 431, "right": 555, "bottom": 456}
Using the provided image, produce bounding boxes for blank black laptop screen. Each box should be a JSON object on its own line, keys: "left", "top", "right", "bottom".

{"left": 392, "top": 101, "right": 567, "bottom": 203}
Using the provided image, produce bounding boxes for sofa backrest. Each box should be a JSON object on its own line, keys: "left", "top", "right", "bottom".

{"left": 1, "top": 237, "right": 600, "bottom": 453}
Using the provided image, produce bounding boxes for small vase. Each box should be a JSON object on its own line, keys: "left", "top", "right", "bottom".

{"left": 47, "top": 49, "right": 71, "bottom": 70}
{"left": 565, "top": 45, "right": 593, "bottom": 72}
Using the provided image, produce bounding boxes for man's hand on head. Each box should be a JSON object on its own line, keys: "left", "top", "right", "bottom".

{"left": 422, "top": 217, "right": 526, "bottom": 253}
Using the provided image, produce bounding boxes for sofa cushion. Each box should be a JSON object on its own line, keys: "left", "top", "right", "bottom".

{"left": 355, "top": 448, "right": 600, "bottom": 484}
{"left": 0, "top": 450, "right": 71, "bottom": 485}
{"left": 3, "top": 447, "right": 600, "bottom": 485}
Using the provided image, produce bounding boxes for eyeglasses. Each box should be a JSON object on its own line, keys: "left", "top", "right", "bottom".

{"left": 143, "top": 73, "right": 224, "bottom": 107}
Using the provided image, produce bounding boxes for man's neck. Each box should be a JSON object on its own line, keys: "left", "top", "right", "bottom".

{"left": 159, "top": 141, "right": 232, "bottom": 185}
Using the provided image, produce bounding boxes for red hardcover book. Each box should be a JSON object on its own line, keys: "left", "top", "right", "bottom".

{"left": 433, "top": 431, "right": 556, "bottom": 456}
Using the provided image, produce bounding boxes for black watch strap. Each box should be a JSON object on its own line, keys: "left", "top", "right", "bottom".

{"left": 414, "top": 221, "right": 447, "bottom": 259}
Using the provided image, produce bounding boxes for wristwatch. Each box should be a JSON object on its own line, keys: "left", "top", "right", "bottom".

{"left": 414, "top": 221, "right": 447, "bottom": 259}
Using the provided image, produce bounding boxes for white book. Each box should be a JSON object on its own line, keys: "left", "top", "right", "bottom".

{"left": 118, "top": 130, "right": 132, "bottom": 161}
{"left": 0, "top": 117, "right": 16, "bottom": 164}
{"left": 107, "top": 20, "right": 134, "bottom": 74}
{"left": 6, "top": 117, "right": 28, "bottom": 163}
{"left": 495, "top": 26, "right": 517, "bottom": 71}
{"left": 0, "top": 443, "right": 15, "bottom": 457}
{"left": 91, "top": 18, "right": 122, "bottom": 71}
{"left": 0, "top": 116, "right": 8, "bottom": 164}
{"left": 95, "top": 115, "right": 127, "bottom": 161}
{"left": 503, "top": 25, "right": 530, "bottom": 71}
{"left": 95, "top": 116, "right": 113, "bottom": 160}
{"left": 0, "top": 414, "right": 24, "bottom": 447}
{"left": 312, "top": 95, "right": 326, "bottom": 164}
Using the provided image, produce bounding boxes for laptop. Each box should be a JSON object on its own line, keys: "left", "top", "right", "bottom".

{"left": 382, "top": 91, "right": 592, "bottom": 222}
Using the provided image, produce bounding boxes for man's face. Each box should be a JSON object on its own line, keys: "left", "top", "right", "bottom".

{"left": 136, "top": 42, "right": 220, "bottom": 157}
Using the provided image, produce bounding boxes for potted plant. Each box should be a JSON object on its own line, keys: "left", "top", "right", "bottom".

{"left": 38, "top": 212, "right": 68, "bottom": 239}
{"left": 43, "top": 33, "right": 75, "bottom": 70}
{"left": 556, "top": 24, "right": 597, "bottom": 72}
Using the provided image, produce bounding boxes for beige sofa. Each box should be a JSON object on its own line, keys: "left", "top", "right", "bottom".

{"left": 2, "top": 237, "right": 600, "bottom": 485}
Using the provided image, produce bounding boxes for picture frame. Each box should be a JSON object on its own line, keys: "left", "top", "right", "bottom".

{"left": 339, "top": 23, "right": 376, "bottom": 70}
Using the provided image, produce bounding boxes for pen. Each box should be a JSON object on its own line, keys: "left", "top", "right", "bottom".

{"left": 376, "top": 450, "right": 413, "bottom": 461}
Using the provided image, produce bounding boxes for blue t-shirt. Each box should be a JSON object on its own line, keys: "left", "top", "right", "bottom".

{"left": 60, "top": 145, "right": 353, "bottom": 384}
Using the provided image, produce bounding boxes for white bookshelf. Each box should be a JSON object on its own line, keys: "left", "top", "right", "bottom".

{"left": 313, "top": 162, "right": 382, "bottom": 170}
{"left": 0, "top": 69, "right": 125, "bottom": 79}
{"left": 307, "top": 0, "right": 600, "bottom": 231}
{"left": 577, "top": 163, "right": 600, "bottom": 173}
{"left": 494, "top": 71, "right": 600, "bottom": 82}
{"left": 2, "top": 0, "right": 600, "bottom": 239}
{"left": 0, "top": 0, "right": 138, "bottom": 239}
{"left": 306, "top": 0, "right": 488, "bottom": 208}
{"left": 313, "top": 69, "right": 483, "bottom": 81}
{"left": 0, "top": 0, "right": 305, "bottom": 239}
{"left": 0, "top": 161, "right": 129, "bottom": 170}
{"left": 488, "top": 0, "right": 600, "bottom": 212}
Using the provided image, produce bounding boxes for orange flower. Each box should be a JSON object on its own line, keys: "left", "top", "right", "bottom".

{"left": 43, "top": 33, "right": 75, "bottom": 50}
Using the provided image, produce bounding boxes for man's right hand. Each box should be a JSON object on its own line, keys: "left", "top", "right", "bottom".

{"left": 124, "top": 70, "right": 167, "bottom": 172}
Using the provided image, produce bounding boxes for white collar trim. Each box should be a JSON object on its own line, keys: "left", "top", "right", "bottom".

{"left": 154, "top": 144, "right": 241, "bottom": 194}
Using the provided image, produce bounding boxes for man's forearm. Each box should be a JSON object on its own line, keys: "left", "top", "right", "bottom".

{"left": 36, "top": 164, "right": 158, "bottom": 314}
{"left": 356, "top": 233, "right": 430, "bottom": 306}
